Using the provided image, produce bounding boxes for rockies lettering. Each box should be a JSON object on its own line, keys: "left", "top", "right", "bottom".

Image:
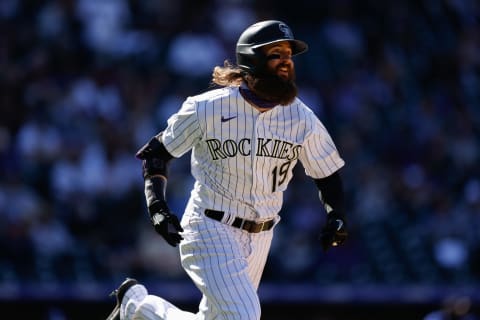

{"left": 205, "top": 138, "right": 302, "bottom": 161}
{"left": 162, "top": 86, "right": 344, "bottom": 219}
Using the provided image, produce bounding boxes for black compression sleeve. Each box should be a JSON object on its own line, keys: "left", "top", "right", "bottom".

{"left": 314, "top": 171, "right": 345, "bottom": 216}
{"left": 145, "top": 176, "right": 167, "bottom": 205}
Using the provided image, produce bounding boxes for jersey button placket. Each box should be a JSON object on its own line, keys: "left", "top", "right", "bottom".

{"left": 251, "top": 112, "right": 265, "bottom": 220}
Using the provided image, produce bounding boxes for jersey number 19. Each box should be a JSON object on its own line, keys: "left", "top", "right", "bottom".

{"left": 271, "top": 161, "right": 292, "bottom": 192}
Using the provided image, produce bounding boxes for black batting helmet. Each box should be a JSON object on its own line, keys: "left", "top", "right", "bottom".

{"left": 236, "top": 20, "right": 308, "bottom": 74}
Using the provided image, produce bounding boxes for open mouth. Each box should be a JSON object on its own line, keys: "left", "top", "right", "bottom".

{"left": 277, "top": 67, "right": 289, "bottom": 79}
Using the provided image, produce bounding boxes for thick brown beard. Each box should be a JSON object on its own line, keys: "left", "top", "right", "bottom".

{"left": 248, "top": 68, "right": 297, "bottom": 106}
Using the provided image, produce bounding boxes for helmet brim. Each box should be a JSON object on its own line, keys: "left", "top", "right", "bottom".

{"left": 251, "top": 39, "right": 308, "bottom": 56}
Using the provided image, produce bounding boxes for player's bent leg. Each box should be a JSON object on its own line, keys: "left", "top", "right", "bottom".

{"left": 180, "top": 213, "right": 264, "bottom": 320}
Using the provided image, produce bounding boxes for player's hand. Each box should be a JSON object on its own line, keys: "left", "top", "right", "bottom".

{"left": 148, "top": 200, "right": 184, "bottom": 247}
{"left": 319, "top": 211, "right": 348, "bottom": 252}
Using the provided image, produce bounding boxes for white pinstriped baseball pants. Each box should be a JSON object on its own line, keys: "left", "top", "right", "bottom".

{"left": 121, "top": 203, "right": 276, "bottom": 320}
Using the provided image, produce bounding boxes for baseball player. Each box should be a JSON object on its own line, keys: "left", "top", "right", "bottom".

{"left": 106, "top": 20, "right": 348, "bottom": 320}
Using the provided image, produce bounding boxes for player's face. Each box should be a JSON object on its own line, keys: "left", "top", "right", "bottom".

{"left": 245, "top": 41, "right": 298, "bottom": 106}
{"left": 263, "top": 42, "right": 294, "bottom": 81}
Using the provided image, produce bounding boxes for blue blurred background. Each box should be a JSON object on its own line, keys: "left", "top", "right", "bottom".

{"left": 1, "top": 0, "right": 479, "bottom": 319}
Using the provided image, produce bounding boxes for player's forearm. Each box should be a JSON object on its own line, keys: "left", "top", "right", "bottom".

{"left": 314, "top": 171, "right": 345, "bottom": 216}
{"left": 145, "top": 175, "right": 168, "bottom": 205}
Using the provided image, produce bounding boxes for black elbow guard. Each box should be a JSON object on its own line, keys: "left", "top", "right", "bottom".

{"left": 136, "top": 133, "right": 172, "bottom": 160}
{"left": 136, "top": 133, "right": 174, "bottom": 179}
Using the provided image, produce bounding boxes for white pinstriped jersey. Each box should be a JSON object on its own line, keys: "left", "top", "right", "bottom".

{"left": 162, "top": 86, "right": 344, "bottom": 221}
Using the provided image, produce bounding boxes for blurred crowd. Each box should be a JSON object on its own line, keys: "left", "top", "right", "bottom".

{"left": 1, "top": 0, "right": 479, "bottom": 292}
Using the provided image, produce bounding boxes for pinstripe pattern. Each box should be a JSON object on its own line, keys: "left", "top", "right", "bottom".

{"left": 179, "top": 204, "right": 272, "bottom": 320}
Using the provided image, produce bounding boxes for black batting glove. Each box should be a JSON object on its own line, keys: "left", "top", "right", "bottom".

{"left": 319, "top": 211, "right": 348, "bottom": 252}
{"left": 148, "top": 200, "right": 184, "bottom": 247}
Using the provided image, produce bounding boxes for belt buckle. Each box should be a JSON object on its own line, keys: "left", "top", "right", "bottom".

{"left": 248, "top": 221, "right": 264, "bottom": 233}
{"left": 238, "top": 218, "right": 270, "bottom": 233}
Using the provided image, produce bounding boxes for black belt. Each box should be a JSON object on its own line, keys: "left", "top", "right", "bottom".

{"left": 204, "top": 209, "right": 274, "bottom": 233}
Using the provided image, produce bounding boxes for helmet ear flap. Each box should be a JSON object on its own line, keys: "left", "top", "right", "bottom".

{"left": 236, "top": 52, "right": 263, "bottom": 74}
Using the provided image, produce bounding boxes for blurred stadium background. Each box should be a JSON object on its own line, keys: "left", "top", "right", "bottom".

{"left": 1, "top": 0, "right": 479, "bottom": 319}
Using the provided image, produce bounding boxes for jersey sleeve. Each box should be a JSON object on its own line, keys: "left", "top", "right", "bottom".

{"left": 299, "top": 117, "right": 345, "bottom": 179}
{"left": 161, "top": 97, "right": 202, "bottom": 158}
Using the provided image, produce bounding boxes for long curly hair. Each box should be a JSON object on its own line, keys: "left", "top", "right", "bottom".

{"left": 211, "top": 60, "right": 244, "bottom": 87}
